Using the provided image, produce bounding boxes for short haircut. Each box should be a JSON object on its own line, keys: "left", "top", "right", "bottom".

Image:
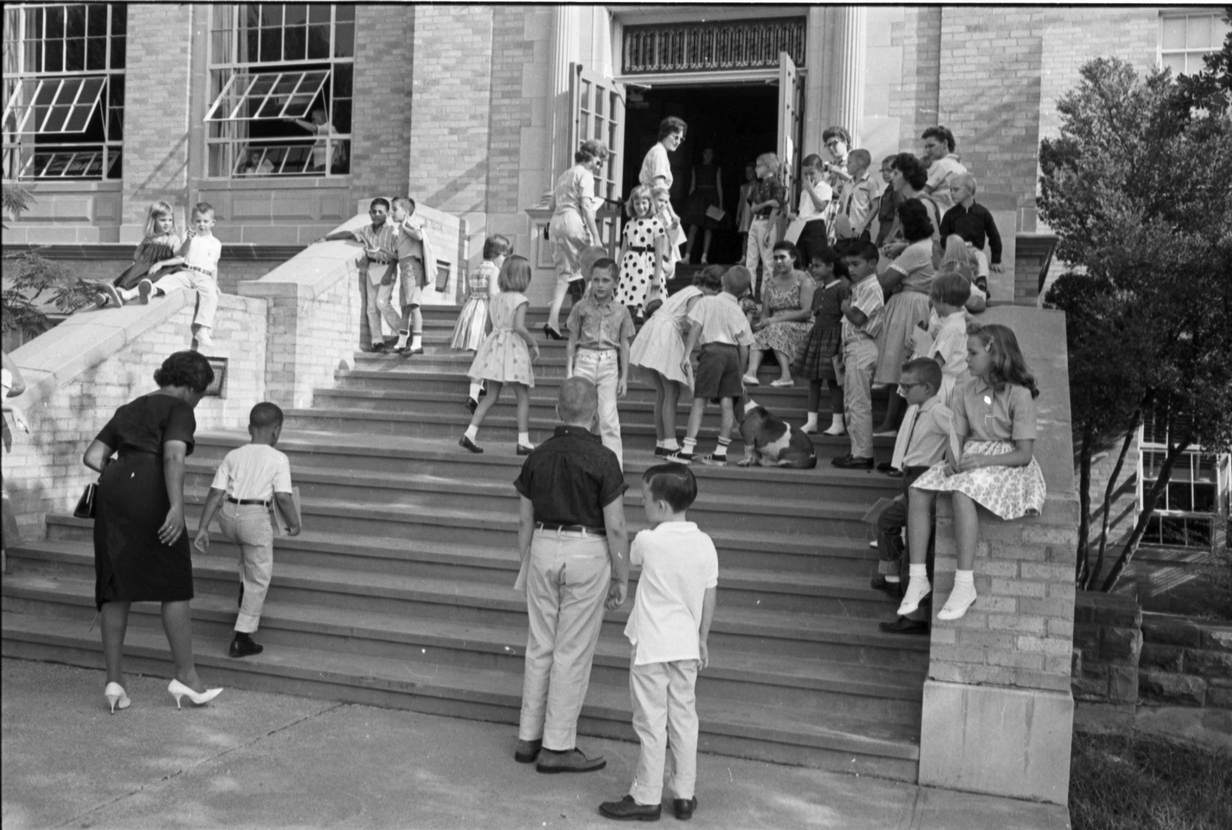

{"left": 950, "top": 172, "right": 977, "bottom": 193}
{"left": 393, "top": 196, "right": 416, "bottom": 213}
{"left": 558, "top": 376, "right": 598, "bottom": 424}
{"left": 931, "top": 271, "right": 973, "bottom": 307}
{"left": 658, "top": 116, "right": 687, "bottom": 140}
{"left": 901, "top": 357, "right": 943, "bottom": 393}
{"left": 755, "top": 152, "right": 780, "bottom": 174}
{"left": 772, "top": 240, "right": 799, "bottom": 267}
{"left": 847, "top": 148, "right": 871, "bottom": 169}
{"left": 497, "top": 254, "right": 533, "bottom": 292}
{"left": 191, "top": 201, "right": 214, "bottom": 218}
{"left": 891, "top": 153, "right": 927, "bottom": 190}
{"left": 369, "top": 197, "right": 391, "bottom": 211}
{"left": 153, "top": 350, "right": 215, "bottom": 394}
{"left": 575, "top": 139, "right": 609, "bottom": 164}
{"left": 722, "top": 265, "right": 752, "bottom": 295}
{"left": 249, "top": 402, "right": 284, "bottom": 429}
{"left": 482, "top": 234, "right": 511, "bottom": 260}
{"left": 921, "top": 125, "right": 956, "bottom": 152}
{"left": 642, "top": 463, "right": 698, "bottom": 512}
{"left": 801, "top": 153, "right": 824, "bottom": 171}
{"left": 696, "top": 264, "right": 725, "bottom": 290}
{"left": 822, "top": 125, "right": 851, "bottom": 145}
{"left": 589, "top": 257, "right": 617, "bottom": 279}
{"left": 845, "top": 240, "right": 881, "bottom": 264}
{"left": 897, "top": 198, "right": 935, "bottom": 242}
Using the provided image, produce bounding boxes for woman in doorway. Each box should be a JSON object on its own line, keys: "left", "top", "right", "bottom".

{"left": 683, "top": 147, "right": 723, "bottom": 265}
{"left": 639, "top": 116, "right": 687, "bottom": 266}
{"left": 545, "top": 139, "right": 609, "bottom": 340}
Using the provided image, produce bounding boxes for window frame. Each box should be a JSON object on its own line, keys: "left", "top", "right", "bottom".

{"left": 1, "top": 2, "right": 125, "bottom": 182}
{"left": 1158, "top": 10, "right": 1230, "bottom": 76}
{"left": 203, "top": 3, "right": 354, "bottom": 180}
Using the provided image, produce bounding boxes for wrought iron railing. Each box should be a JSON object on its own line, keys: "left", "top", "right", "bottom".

{"left": 622, "top": 18, "right": 806, "bottom": 74}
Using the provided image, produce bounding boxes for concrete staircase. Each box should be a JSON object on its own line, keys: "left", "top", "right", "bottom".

{"left": 1, "top": 306, "right": 926, "bottom": 781}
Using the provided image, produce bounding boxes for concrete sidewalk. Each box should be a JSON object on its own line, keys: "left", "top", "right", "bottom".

{"left": 1, "top": 657, "right": 1070, "bottom": 829}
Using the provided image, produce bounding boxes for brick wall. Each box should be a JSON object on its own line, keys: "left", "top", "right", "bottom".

{"left": 5, "top": 293, "right": 267, "bottom": 539}
{"left": 891, "top": 7, "right": 941, "bottom": 150}
{"left": 1072, "top": 591, "right": 1142, "bottom": 705}
{"left": 120, "top": 5, "right": 193, "bottom": 233}
{"left": 1140, "top": 613, "right": 1232, "bottom": 709}
{"left": 349, "top": 7, "right": 416, "bottom": 202}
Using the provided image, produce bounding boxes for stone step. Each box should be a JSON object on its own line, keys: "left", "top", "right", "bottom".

{"left": 9, "top": 538, "right": 926, "bottom": 667}
{"left": 1, "top": 609, "right": 921, "bottom": 781}
{"left": 0, "top": 565, "right": 924, "bottom": 725}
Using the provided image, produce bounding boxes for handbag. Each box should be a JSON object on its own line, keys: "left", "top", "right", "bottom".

{"left": 74, "top": 480, "right": 99, "bottom": 519}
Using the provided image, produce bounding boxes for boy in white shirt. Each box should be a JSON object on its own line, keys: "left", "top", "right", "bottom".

{"left": 193, "top": 402, "right": 301, "bottom": 658}
{"left": 141, "top": 202, "right": 224, "bottom": 349}
{"left": 599, "top": 463, "right": 717, "bottom": 823}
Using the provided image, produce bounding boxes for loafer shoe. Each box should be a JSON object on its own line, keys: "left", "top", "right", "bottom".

{"left": 513, "top": 738, "right": 541, "bottom": 764}
{"left": 673, "top": 797, "right": 698, "bottom": 820}
{"left": 228, "top": 635, "right": 263, "bottom": 658}
{"left": 536, "top": 747, "right": 606, "bottom": 774}
{"left": 458, "top": 435, "right": 483, "bottom": 454}
{"left": 879, "top": 616, "right": 929, "bottom": 635}
{"left": 516, "top": 443, "right": 535, "bottom": 456}
{"left": 870, "top": 575, "right": 904, "bottom": 600}
{"left": 741, "top": 374, "right": 760, "bottom": 386}
{"left": 465, "top": 397, "right": 479, "bottom": 414}
{"left": 831, "top": 454, "right": 874, "bottom": 470}
{"left": 598, "top": 795, "right": 661, "bottom": 821}
{"left": 769, "top": 377, "right": 794, "bottom": 387}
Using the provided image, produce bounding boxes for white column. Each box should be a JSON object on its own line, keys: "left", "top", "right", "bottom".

{"left": 546, "top": 5, "right": 576, "bottom": 188}
{"left": 823, "top": 6, "right": 866, "bottom": 145}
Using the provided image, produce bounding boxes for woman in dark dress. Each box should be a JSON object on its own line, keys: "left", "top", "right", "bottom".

{"left": 84, "top": 351, "right": 222, "bottom": 713}
{"left": 683, "top": 147, "right": 723, "bottom": 265}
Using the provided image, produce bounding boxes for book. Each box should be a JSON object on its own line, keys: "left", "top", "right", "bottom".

{"left": 705, "top": 205, "right": 726, "bottom": 222}
{"left": 269, "top": 487, "right": 302, "bottom": 536}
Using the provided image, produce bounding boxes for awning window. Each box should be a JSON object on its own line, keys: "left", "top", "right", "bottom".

{"left": 2, "top": 76, "right": 106, "bottom": 134}
{"left": 204, "top": 70, "right": 329, "bottom": 122}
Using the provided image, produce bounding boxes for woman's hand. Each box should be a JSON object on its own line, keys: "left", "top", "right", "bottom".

{"left": 159, "top": 504, "right": 185, "bottom": 546}
{"left": 958, "top": 454, "right": 989, "bottom": 472}
{"left": 530, "top": 342, "right": 541, "bottom": 362}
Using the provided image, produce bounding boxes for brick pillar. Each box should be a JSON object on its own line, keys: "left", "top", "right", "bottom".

{"left": 119, "top": 5, "right": 194, "bottom": 241}
{"left": 892, "top": 7, "right": 941, "bottom": 149}
{"left": 916, "top": 306, "right": 1077, "bottom": 805}
{"left": 349, "top": 6, "right": 416, "bottom": 201}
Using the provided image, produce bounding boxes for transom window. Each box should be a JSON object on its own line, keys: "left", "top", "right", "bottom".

{"left": 205, "top": 4, "right": 354, "bottom": 178}
{"left": 1, "top": 3, "right": 125, "bottom": 180}
{"left": 1160, "top": 12, "right": 1230, "bottom": 75}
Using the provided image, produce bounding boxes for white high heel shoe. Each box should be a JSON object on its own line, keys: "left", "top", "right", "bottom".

{"left": 167, "top": 678, "right": 223, "bottom": 709}
{"left": 104, "top": 681, "right": 131, "bottom": 714}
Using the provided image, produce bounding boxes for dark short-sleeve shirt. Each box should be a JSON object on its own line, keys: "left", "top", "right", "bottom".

{"left": 749, "top": 178, "right": 787, "bottom": 217}
{"left": 95, "top": 393, "right": 197, "bottom": 456}
{"left": 514, "top": 425, "right": 626, "bottom": 527}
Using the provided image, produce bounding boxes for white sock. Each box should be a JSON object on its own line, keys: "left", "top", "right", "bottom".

{"left": 655, "top": 439, "right": 665, "bottom": 449}
{"left": 468, "top": 381, "right": 483, "bottom": 400}
{"left": 464, "top": 425, "right": 478, "bottom": 441}
{"left": 953, "top": 570, "right": 974, "bottom": 588}
{"left": 394, "top": 330, "right": 410, "bottom": 349}
{"left": 517, "top": 431, "right": 531, "bottom": 446}
{"left": 897, "top": 564, "right": 932, "bottom": 616}
{"left": 802, "top": 412, "right": 818, "bottom": 430}
{"left": 680, "top": 437, "right": 697, "bottom": 455}
{"left": 938, "top": 569, "right": 978, "bottom": 620}
{"left": 885, "top": 574, "right": 901, "bottom": 583}
{"left": 830, "top": 413, "right": 845, "bottom": 430}
{"left": 663, "top": 437, "right": 680, "bottom": 451}
{"left": 410, "top": 333, "right": 423, "bottom": 349}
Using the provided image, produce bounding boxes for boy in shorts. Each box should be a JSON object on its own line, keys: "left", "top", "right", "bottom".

{"left": 668, "top": 266, "right": 755, "bottom": 467}
{"left": 390, "top": 196, "right": 436, "bottom": 355}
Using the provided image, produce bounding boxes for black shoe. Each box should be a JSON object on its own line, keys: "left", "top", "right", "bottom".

{"left": 879, "top": 616, "right": 929, "bottom": 635}
{"left": 369, "top": 342, "right": 389, "bottom": 353}
{"left": 536, "top": 747, "right": 606, "bottom": 774}
{"left": 516, "top": 444, "right": 535, "bottom": 456}
{"left": 542, "top": 323, "right": 564, "bottom": 341}
{"left": 513, "top": 738, "right": 542, "bottom": 764}
{"left": 458, "top": 435, "right": 483, "bottom": 454}
{"left": 229, "top": 633, "right": 264, "bottom": 658}
{"left": 870, "top": 575, "right": 905, "bottom": 600}
{"left": 654, "top": 446, "right": 669, "bottom": 456}
{"left": 876, "top": 461, "right": 895, "bottom": 472}
{"left": 673, "top": 797, "right": 698, "bottom": 821}
{"left": 465, "top": 397, "right": 479, "bottom": 414}
{"left": 831, "top": 454, "right": 874, "bottom": 469}
{"left": 598, "top": 795, "right": 661, "bottom": 821}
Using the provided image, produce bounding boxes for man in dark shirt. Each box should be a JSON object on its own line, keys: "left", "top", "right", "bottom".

{"left": 512, "top": 377, "right": 629, "bottom": 774}
{"left": 938, "top": 172, "right": 1003, "bottom": 292}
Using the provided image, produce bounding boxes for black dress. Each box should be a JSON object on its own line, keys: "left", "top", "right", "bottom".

{"left": 93, "top": 393, "right": 197, "bottom": 609}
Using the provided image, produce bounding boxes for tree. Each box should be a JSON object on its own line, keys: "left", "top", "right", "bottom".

{"left": 1039, "top": 25, "right": 1232, "bottom": 591}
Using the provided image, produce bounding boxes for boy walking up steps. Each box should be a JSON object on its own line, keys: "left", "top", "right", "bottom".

{"left": 193, "top": 403, "right": 301, "bottom": 658}
{"left": 599, "top": 463, "right": 717, "bottom": 822}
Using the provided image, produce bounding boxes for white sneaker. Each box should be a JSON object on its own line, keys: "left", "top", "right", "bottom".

{"left": 195, "top": 328, "right": 214, "bottom": 348}
{"left": 896, "top": 576, "right": 932, "bottom": 617}
{"left": 770, "top": 377, "right": 794, "bottom": 388}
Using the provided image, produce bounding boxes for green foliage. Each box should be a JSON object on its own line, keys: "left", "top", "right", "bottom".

{"left": 1040, "top": 31, "right": 1232, "bottom": 588}
{"left": 1, "top": 252, "right": 100, "bottom": 340}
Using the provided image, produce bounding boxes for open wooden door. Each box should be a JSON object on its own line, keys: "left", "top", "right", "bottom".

{"left": 569, "top": 64, "right": 626, "bottom": 258}
{"left": 776, "top": 51, "right": 803, "bottom": 224}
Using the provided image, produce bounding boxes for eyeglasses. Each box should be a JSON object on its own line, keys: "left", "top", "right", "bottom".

{"left": 897, "top": 381, "right": 927, "bottom": 396}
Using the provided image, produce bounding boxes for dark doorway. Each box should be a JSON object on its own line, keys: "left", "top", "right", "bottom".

{"left": 623, "top": 83, "right": 777, "bottom": 265}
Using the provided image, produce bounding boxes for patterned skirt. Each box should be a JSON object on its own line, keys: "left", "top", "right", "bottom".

{"left": 450, "top": 296, "right": 489, "bottom": 351}
{"left": 791, "top": 322, "right": 841, "bottom": 381}
{"left": 911, "top": 440, "right": 1047, "bottom": 520}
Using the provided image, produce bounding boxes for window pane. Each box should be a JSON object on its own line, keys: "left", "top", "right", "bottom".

{"left": 67, "top": 37, "right": 85, "bottom": 70}
{"left": 45, "top": 40, "right": 63, "bottom": 72}
{"left": 335, "top": 5, "right": 355, "bottom": 24}
{"left": 260, "top": 26, "right": 280, "bottom": 62}
{"left": 284, "top": 5, "right": 308, "bottom": 27}
{"left": 332, "top": 100, "right": 351, "bottom": 133}
{"left": 1161, "top": 17, "right": 1187, "bottom": 50}
{"left": 1162, "top": 54, "right": 1185, "bottom": 75}
{"left": 284, "top": 25, "right": 307, "bottom": 62}
{"left": 66, "top": 5, "right": 86, "bottom": 38}
{"left": 86, "top": 36, "right": 106, "bottom": 70}
{"left": 46, "top": 6, "right": 65, "bottom": 40}
{"left": 87, "top": 4, "right": 106, "bottom": 36}
{"left": 259, "top": 4, "right": 282, "bottom": 28}
{"left": 332, "top": 63, "right": 352, "bottom": 97}
{"left": 309, "top": 4, "right": 330, "bottom": 24}
{"left": 1187, "top": 14, "right": 1214, "bottom": 49}
{"left": 111, "top": 33, "right": 125, "bottom": 68}
{"left": 334, "top": 22, "right": 354, "bottom": 58}
{"left": 308, "top": 24, "right": 330, "bottom": 59}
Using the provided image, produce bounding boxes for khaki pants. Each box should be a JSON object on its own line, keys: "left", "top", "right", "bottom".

{"left": 218, "top": 502, "right": 274, "bottom": 633}
{"left": 629, "top": 657, "right": 700, "bottom": 805}
{"left": 518, "top": 529, "right": 610, "bottom": 750}
{"left": 152, "top": 270, "right": 219, "bottom": 331}
{"left": 843, "top": 337, "right": 879, "bottom": 459}
{"left": 571, "top": 349, "right": 623, "bottom": 466}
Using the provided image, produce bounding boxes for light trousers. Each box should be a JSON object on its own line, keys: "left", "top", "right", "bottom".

{"left": 629, "top": 657, "right": 700, "bottom": 805}
{"left": 571, "top": 348, "right": 623, "bottom": 466}
{"left": 743, "top": 217, "right": 775, "bottom": 284}
{"left": 843, "top": 336, "right": 879, "bottom": 459}
{"left": 218, "top": 502, "right": 274, "bottom": 633}
{"left": 518, "top": 530, "right": 611, "bottom": 750}
{"left": 362, "top": 264, "right": 404, "bottom": 343}
{"left": 152, "top": 270, "right": 219, "bottom": 330}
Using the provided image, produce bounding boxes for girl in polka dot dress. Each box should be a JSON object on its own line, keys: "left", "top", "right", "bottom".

{"left": 614, "top": 185, "right": 669, "bottom": 318}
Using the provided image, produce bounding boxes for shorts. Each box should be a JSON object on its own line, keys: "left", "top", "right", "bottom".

{"left": 693, "top": 343, "right": 743, "bottom": 401}
{"left": 400, "top": 257, "right": 426, "bottom": 307}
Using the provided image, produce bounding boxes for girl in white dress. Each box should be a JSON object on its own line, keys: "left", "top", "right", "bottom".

{"left": 452, "top": 234, "right": 510, "bottom": 411}
{"left": 460, "top": 256, "right": 540, "bottom": 455}
{"left": 614, "top": 185, "right": 669, "bottom": 318}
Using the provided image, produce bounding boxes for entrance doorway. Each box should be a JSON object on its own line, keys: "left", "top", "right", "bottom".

{"left": 623, "top": 83, "right": 777, "bottom": 265}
